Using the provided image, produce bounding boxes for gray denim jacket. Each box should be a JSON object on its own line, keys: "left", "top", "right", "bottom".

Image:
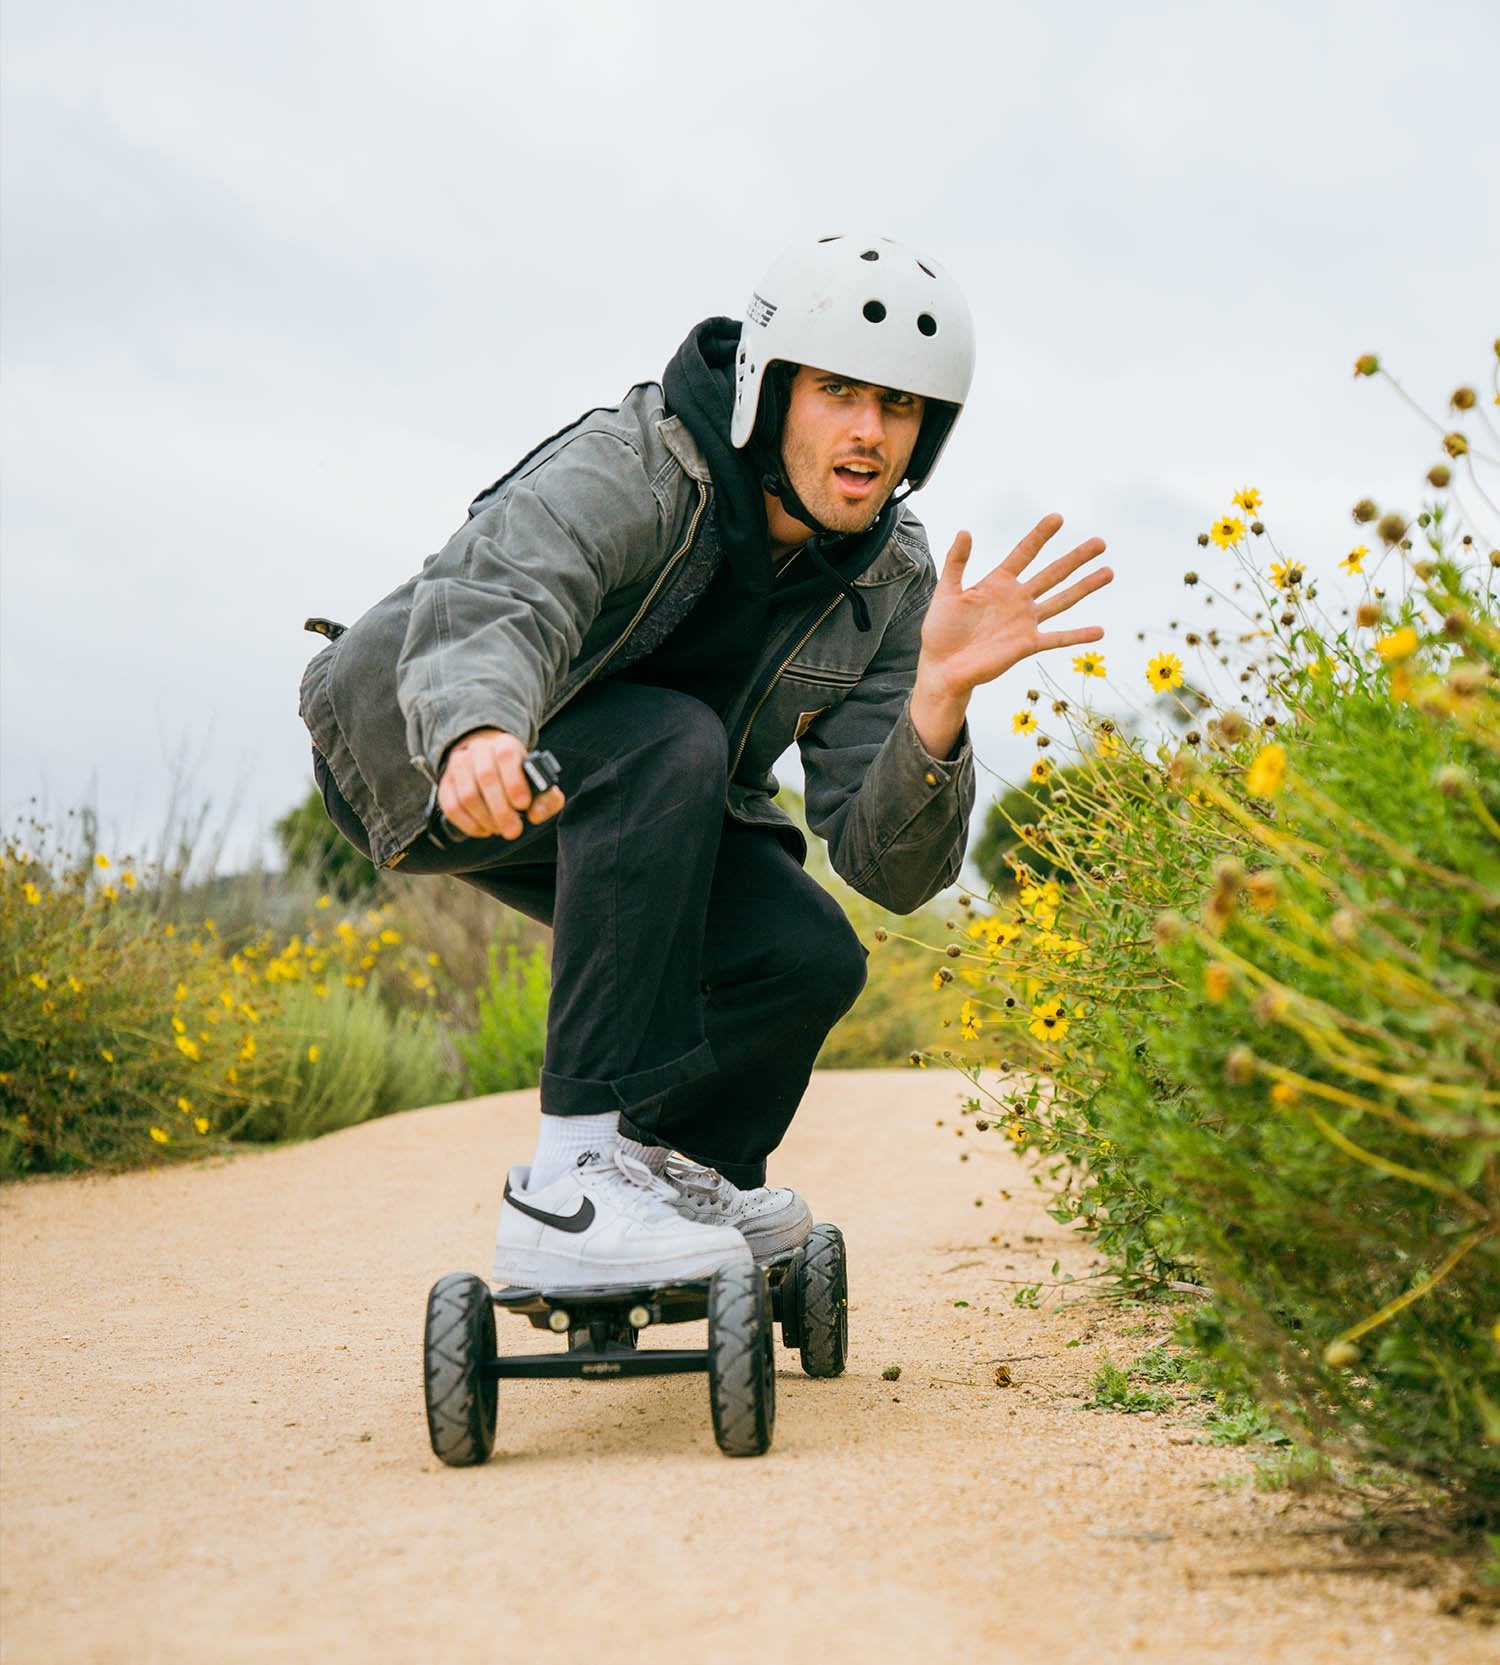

{"left": 298, "top": 382, "right": 974, "bottom": 914}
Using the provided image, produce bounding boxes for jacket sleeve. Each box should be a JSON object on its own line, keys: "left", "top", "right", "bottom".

{"left": 396, "top": 430, "right": 664, "bottom": 774}
{"left": 797, "top": 578, "right": 976, "bottom": 915}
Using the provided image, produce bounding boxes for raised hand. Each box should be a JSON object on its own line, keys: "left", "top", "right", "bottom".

{"left": 919, "top": 515, "right": 1112, "bottom": 698}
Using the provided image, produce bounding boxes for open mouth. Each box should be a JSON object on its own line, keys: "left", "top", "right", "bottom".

{"left": 833, "top": 462, "right": 881, "bottom": 498}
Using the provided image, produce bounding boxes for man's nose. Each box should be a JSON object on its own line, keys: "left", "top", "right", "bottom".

{"left": 847, "top": 393, "right": 887, "bottom": 446}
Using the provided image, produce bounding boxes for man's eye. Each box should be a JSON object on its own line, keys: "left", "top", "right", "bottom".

{"left": 822, "top": 381, "right": 848, "bottom": 396}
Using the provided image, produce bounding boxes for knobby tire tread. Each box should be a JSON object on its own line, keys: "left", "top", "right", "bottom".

{"left": 708, "top": 1262, "right": 773, "bottom": 1457}
{"left": 798, "top": 1224, "right": 848, "bottom": 1379}
{"left": 424, "top": 1273, "right": 497, "bottom": 1466}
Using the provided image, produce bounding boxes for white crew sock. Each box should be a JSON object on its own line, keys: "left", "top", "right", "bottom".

{"left": 527, "top": 1111, "right": 619, "bottom": 1192}
{"left": 618, "top": 1136, "right": 670, "bottom": 1176}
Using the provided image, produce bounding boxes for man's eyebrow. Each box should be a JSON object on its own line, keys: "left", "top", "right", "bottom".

{"left": 817, "top": 374, "right": 920, "bottom": 400}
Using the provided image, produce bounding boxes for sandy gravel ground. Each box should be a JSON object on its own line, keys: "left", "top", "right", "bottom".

{"left": 0, "top": 1069, "right": 1488, "bottom": 1665}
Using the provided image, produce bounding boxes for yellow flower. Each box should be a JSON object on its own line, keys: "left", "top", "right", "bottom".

{"left": 171, "top": 1014, "right": 186, "bottom": 1034}
{"left": 1096, "top": 730, "right": 1121, "bottom": 758}
{"left": 122, "top": 870, "right": 137, "bottom": 890}
{"left": 1269, "top": 560, "right": 1304, "bottom": 592}
{"left": 101, "top": 886, "right": 118, "bottom": 902}
{"left": 1209, "top": 516, "right": 1246, "bottom": 550}
{"left": 1376, "top": 626, "right": 1419, "bottom": 662}
{"left": 959, "top": 999, "right": 983, "bottom": 1040}
{"left": 313, "top": 982, "right": 328, "bottom": 999}
{"left": 28, "top": 972, "right": 49, "bottom": 991}
{"left": 1012, "top": 709, "right": 1038, "bottom": 735}
{"left": 1029, "top": 758, "right": 1052, "bottom": 785}
{"left": 1270, "top": 1082, "right": 1300, "bottom": 1108}
{"left": 238, "top": 1035, "right": 257, "bottom": 1064}
{"left": 1245, "top": 743, "right": 1287, "bottom": 798}
{"left": 67, "top": 975, "right": 84, "bottom": 994}
{"left": 1341, "top": 546, "right": 1367, "bottom": 575}
{"left": 22, "top": 881, "right": 41, "bottom": 905}
{"left": 1071, "top": 652, "right": 1106, "bottom": 678}
{"left": 426, "top": 952, "right": 441, "bottom": 967}
{"left": 177, "top": 1096, "right": 193, "bottom": 1114}
{"left": 175, "top": 1035, "right": 201, "bottom": 1062}
{"left": 149, "top": 1126, "right": 170, "bottom": 1145}
{"left": 307, "top": 1044, "right": 320, "bottom": 1064}
{"left": 1232, "top": 488, "right": 1262, "bottom": 514}
{"left": 1204, "top": 963, "right": 1232, "bottom": 1003}
{"left": 94, "top": 852, "right": 111, "bottom": 869}
{"left": 315, "top": 894, "right": 332, "bottom": 910}
{"left": 1027, "top": 998, "right": 1070, "bottom": 1044}
{"left": 101, "top": 1049, "right": 115, "bottom": 1063}
{"left": 164, "top": 923, "right": 175, "bottom": 937}
{"left": 203, "top": 918, "right": 217, "bottom": 935}
{"left": 1146, "top": 652, "right": 1184, "bottom": 692}
{"left": 379, "top": 929, "right": 401, "bottom": 945}
{"left": 194, "top": 1117, "right": 210, "bottom": 1135}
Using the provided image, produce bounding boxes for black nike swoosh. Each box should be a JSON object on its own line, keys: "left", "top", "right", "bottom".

{"left": 504, "top": 1179, "right": 596, "bottom": 1235}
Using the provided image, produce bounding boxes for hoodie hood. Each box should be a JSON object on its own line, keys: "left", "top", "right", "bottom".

{"left": 662, "top": 316, "right": 895, "bottom": 630}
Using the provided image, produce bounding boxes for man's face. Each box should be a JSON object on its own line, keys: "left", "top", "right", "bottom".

{"left": 778, "top": 364, "right": 925, "bottom": 534}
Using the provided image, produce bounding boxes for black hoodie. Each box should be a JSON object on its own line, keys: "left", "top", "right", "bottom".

{"left": 610, "top": 317, "right": 893, "bottom": 720}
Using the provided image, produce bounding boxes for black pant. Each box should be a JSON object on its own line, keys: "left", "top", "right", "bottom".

{"left": 315, "top": 683, "right": 867, "bottom": 1186}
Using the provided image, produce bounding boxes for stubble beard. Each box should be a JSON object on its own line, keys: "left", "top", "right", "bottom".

{"left": 779, "top": 433, "right": 891, "bottom": 536}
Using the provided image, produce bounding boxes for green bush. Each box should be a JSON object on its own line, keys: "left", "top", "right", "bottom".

{"left": 1, "top": 823, "right": 458, "bottom": 1175}
{"left": 943, "top": 355, "right": 1500, "bottom": 1506}
{"left": 460, "top": 941, "right": 550, "bottom": 1093}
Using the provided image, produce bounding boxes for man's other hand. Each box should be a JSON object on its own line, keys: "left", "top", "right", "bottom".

{"left": 437, "top": 728, "right": 566, "bottom": 840}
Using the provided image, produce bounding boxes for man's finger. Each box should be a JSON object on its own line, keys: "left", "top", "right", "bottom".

{"left": 938, "top": 529, "right": 974, "bottom": 590}
{"left": 1035, "top": 624, "right": 1106, "bottom": 652}
{"left": 1035, "top": 565, "right": 1115, "bottom": 622}
{"left": 525, "top": 786, "right": 566, "bottom": 825}
{"left": 1020, "top": 538, "right": 1109, "bottom": 599}
{"left": 997, "top": 513, "right": 1064, "bottom": 579}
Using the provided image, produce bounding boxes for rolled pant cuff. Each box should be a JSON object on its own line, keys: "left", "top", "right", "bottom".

{"left": 539, "top": 1039, "right": 717, "bottom": 1118}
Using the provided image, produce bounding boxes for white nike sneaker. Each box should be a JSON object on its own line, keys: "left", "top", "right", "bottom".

{"left": 491, "top": 1147, "right": 752, "bottom": 1290}
{"left": 662, "top": 1156, "right": 813, "bottom": 1260}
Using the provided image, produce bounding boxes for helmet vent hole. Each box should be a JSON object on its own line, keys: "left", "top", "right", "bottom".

{"left": 917, "top": 261, "right": 936, "bottom": 278}
{"left": 917, "top": 313, "right": 938, "bottom": 337}
{"left": 860, "top": 249, "right": 880, "bottom": 261}
{"left": 862, "top": 300, "right": 887, "bottom": 323}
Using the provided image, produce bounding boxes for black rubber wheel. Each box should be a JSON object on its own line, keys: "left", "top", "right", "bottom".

{"left": 797, "top": 1223, "right": 848, "bottom": 1379}
{"left": 424, "top": 1273, "right": 498, "bottom": 1467}
{"left": 707, "top": 1260, "right": 775, "bottom": 1457}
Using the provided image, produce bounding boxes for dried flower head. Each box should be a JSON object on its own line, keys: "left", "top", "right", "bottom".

{"left": 1442, "top": 431, "right": 1469, "bottom": 458}
{"left": 1225, "top": 1045, "right": 1256, "bottom": 1086}
{"left": 1184, "top": 570, "right": 1199, "bottom": 586}
{"left": 1375, "top": 512, "right": 1407, "bottom": 546}
{"left": 1153, "top": 911, "right": 1185, "bottom": 946}
{"left": 1352, "top": 498, "right": 1378, "bottom": 524}
{"left": 1353, "top": 354, "right": 1379, "bottom": 377}
{"left": 1450, "top": 386, "right": 1477, "bottom": 411}
{"left": 1356, "top": 601, "right": 1381, "bottom": 627}
{"left": 1427, "top": 463, "right": 1451, "bottom": 487}
{"left": 1328, "top": 909, "right": 1360, "bottom": 945}
{"left": 1434, "top": 764, "right": 1467, "bottom": 798}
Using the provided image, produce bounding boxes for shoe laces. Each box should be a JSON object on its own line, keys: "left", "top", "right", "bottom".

{"left": 583, "top": 1147, "right": 687, "bottom": 1222}
{"left": 664, "top": 1156, "right": 744, "bottom": 1214}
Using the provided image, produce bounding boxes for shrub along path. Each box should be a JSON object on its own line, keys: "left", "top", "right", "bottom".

{"left": 0, "top": 1070, "right": 1486, "bottom": 1664}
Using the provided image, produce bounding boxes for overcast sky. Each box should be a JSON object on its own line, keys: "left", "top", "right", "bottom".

{"left": 3, "top": 0, "right": 1497, "bottom": 873}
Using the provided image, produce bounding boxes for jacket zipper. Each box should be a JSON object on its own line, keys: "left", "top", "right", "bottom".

{"left": 544, "top": 480, "right": 710, "bottom": 720}
{"left": 728, "top": 594, "right": 844, "bottom": 777}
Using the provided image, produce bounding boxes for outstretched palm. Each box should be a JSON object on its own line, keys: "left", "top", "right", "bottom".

{"left": 920, "top": 514, "right": 1113, "bottom": 694}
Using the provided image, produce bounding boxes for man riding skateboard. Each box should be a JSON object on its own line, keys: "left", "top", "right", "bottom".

{"left": 300, "top": 232, "right": 1112, "bottom": 1291}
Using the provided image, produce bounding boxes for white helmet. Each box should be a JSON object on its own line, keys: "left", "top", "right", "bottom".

{"left": 731, "top": 233, "right": 975, "bottom": 490}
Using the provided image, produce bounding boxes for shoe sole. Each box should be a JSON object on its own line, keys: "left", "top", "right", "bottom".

{"left": 492, "top": 1239, "right": 752, "bottom": 1290}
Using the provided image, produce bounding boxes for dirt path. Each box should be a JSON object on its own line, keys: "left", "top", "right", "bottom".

{"left": 0, "top": 1070, "right": 1485, "bottom": 1664}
